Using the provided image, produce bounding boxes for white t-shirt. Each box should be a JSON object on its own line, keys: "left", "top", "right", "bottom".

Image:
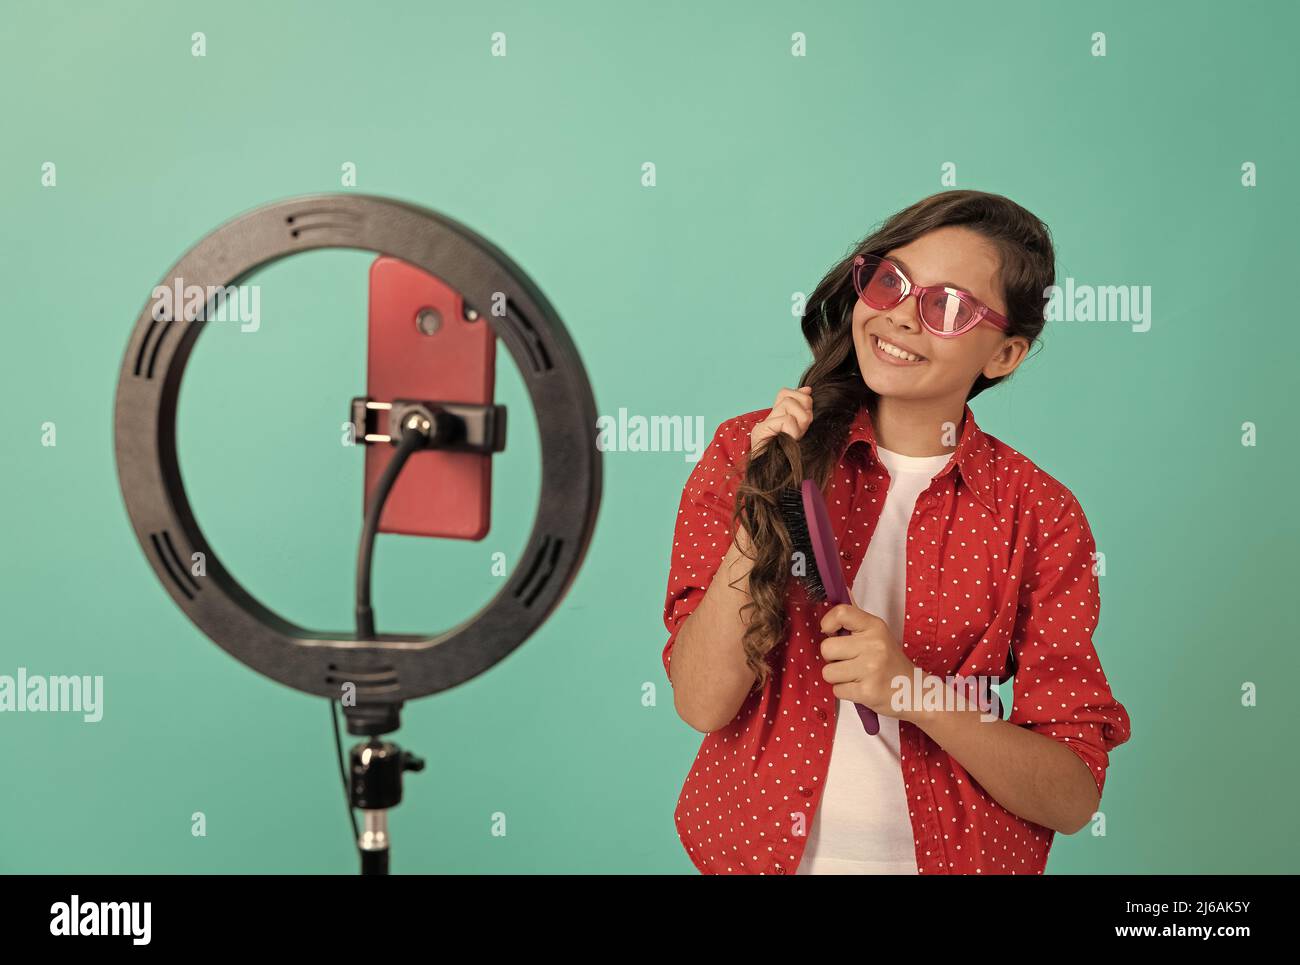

{"left": 796, "top": 443, "right": 954, "bottom": 875}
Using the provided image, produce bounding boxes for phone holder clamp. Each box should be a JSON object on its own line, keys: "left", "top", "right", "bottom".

{"left": 349, "top": 397, "right": 507, "bottom": 453}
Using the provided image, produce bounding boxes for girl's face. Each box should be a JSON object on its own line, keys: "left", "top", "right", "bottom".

{"left": 851, "top": 225, "right": 1029, "bottom": 404}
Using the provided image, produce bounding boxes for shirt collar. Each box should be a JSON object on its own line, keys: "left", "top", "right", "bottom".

{"left": 844, "top": 400, "right": 998, "bottom": 515}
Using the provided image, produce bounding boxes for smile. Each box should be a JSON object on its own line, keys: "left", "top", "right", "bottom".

{"left": 871, "top": 334, "right": 927, "bottom": 364}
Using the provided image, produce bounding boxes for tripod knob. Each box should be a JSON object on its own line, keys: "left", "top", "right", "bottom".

{"left": 402, "top": 751, "right": 426, "bottom": 773}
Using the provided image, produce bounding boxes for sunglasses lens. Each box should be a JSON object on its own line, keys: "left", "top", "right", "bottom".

{"left": 920, "top": 289, "right": 974, "bottom": 334}
{"left": 857, "top": 256, "right": 904, "bottom": 308}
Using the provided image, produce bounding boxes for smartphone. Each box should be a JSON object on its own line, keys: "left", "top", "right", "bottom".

{"left": 362, "top": 255, "right": 495, "bottom": 539}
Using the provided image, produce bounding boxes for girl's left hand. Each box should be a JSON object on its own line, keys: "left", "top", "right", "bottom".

{"left": 818, "top": 604, "right": 920, "bottom": 721}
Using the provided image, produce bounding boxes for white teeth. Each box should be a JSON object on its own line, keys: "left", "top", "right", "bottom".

{"left": 875, "top": 336, "right": 923, "bottom": 362}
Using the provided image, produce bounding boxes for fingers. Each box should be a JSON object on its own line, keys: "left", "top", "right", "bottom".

{"left": 819, "top": 603, "right": 881, "bottom": 635}
{"left": 821, "top": 655, "right": 861, "bottom": 684}
{"left": 773, "top": 385, "right": 813, "bottom": 410}
{"left": 773, "top": 386, "right": 813, "bottom": 418}
{"left": 751, "top": 385, "right": 815, "bottom": 454}
{"left": 819, "top": 620, "right": 890, "bottom": 676}
{"left": 770, "top": 386, "right": 813, "bottom": 434}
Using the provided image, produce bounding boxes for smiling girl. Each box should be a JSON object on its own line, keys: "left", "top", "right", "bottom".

{"left": 661, "top": 190, "right": 1131, "bottom": 875}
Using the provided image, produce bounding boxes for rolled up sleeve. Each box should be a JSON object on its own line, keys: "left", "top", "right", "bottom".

{"left": 661, "top": 419, "right": 747, "bottom": 683}
{"left": 1007, "top": 490, "right": 1132, "bottom": 798}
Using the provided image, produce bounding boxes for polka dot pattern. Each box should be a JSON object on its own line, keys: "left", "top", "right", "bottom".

{"left": 660, "top": 402, "right": 1132, "bottom": 875}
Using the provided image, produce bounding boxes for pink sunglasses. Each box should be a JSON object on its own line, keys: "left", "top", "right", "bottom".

{"left": 853, "top": 253, "right": 1010, "bottom": 337}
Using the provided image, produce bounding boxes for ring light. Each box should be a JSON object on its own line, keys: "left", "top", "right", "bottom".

{"left": 113, "top": 194, "right": 601, "bottom": 725}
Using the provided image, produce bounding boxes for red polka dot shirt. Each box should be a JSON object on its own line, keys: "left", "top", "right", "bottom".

{"left": 661, "top": 401, "right": 1132, "bottom": 874}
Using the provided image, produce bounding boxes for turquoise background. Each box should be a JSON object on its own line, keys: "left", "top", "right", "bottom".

{"left": 2, "top": 0, "right": 1296, "bottom": 873}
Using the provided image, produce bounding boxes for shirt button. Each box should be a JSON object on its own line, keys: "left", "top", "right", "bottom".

{"left": 773, "top": 862, "right": 787, "bottom": 875}
{"left": 839, "top": 549, "right": 851, "bottom": 561}
{"left": 815, "top": 707, "right": 828, "bottom": 721}
{"left": 866, "top": 483, "right": 878, "bottom": 492}
{"left": 798, "top": 786, "right": 813, "bottom": 798}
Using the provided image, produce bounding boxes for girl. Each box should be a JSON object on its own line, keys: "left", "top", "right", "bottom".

{"left": 661, "top": 190, "right": 1131, "bottom": 875}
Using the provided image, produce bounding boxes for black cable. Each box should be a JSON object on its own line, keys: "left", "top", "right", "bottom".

{"left": 334, "top": 415, "right": 430, "bottom": 852}
{"left": 355, "top": 419, "right": 429, "bottom": 638}
{"left": 331, "top": 699, "right": 359, "bottom": 841}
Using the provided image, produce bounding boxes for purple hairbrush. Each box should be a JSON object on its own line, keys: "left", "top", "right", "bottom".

{"left": 779, "top": 478, "right": 881, "bottom": 735}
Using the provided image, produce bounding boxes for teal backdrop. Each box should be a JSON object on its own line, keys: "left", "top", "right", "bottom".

{"left": 2, "top": 0, "right": 1296, "bottom": 873}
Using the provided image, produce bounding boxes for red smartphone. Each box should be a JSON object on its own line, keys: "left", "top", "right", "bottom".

{"left": 362, "top": 256, "right": 495, "bottom": 539}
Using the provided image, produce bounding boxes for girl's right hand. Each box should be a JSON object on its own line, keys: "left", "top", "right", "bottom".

{"left": 750, "top": 385, "right": 813, "bottom": 455}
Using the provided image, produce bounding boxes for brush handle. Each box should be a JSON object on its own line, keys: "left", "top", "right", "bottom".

{"left": 802, "top": 480, "right": 881, "bottom": 736}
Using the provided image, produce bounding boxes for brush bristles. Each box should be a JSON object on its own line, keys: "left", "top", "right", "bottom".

{"left": 778, "top": 486, "right": 828, "bottom": 602}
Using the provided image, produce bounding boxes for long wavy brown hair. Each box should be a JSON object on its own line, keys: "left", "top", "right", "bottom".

{"left": 726, "top": 190, "right": 1057, "bottom": 690}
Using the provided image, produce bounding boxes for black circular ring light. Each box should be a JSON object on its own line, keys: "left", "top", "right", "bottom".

{"left": 113, "top": 194, "right": 601, "bottom": 712}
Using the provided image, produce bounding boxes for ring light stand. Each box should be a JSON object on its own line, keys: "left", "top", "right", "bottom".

{"left": 113, "top": 194, "right": 602, "bottom": 873}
